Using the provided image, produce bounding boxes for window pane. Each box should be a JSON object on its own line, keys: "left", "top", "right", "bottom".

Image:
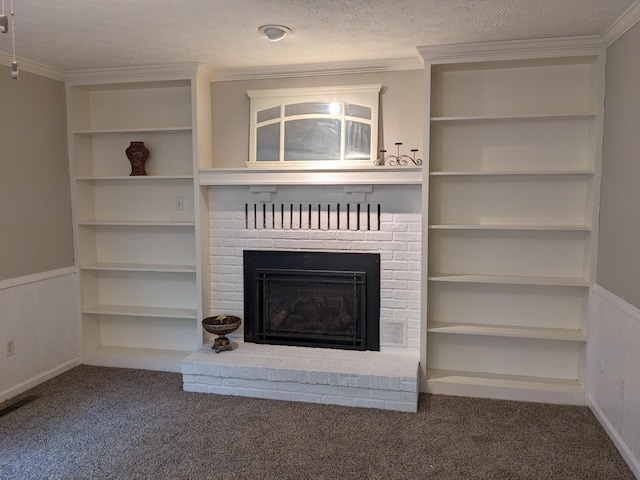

{"left": 284, "top": 119, "right": 341, "bottom": 161}
{"left": 346, "top": 103, "right": 371, "bottom": 120}
{"left": 257, "top": 106, "right": 281, "bottom": 124}
{"left": 345, "top": 121, "right": 371, "bottom": 160}
{"left": 256, "top": 123, "right": 280, "bottom": 161}
{"left": 285, "top": 102, "right": 342, "bottom": 116}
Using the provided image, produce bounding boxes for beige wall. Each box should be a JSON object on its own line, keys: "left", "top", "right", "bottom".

{"left": 0, "top": 66, "right": 74, "bottom": 280}
{"left": 597, "top": 21, "right": 640, "bottom": 308}
{"left": 211, "top": 70, "right": 424, "bottom": 168}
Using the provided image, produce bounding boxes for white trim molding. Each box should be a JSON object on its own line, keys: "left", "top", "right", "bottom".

{"left": 0, "top": 266, "right": 76, "bottom": 290}
{"left": 602, "top": 0, "right": 640, "bottom": 46}
{"left": 0, "top": 52, "right": 65, "bottom": 81}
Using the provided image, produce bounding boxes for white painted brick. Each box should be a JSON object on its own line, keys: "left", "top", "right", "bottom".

{"left": 370, "top": 389, "right": 403, "bottom": 401}
{"left": 263, "top": 390, "right": 293, "bottom": 401}
{"left": 377, "top": 377, "right": 390, "bottom": 390}
{"left": 307, "top": 371, "right": 318, "bottom": 384}
{"left": 183, "top": 383, "right": 208, "bottom": 393}
{"left": 338, "top": 387, "right": 370, "bottom": 398}
{"left": 208, "top": 385, "right": 236, "bottom": 396}
{"left": 251, "top": 380, "right": 279, "bottom": 390}
{"left": 316, "top": 371, "right": 329, "bottom": 384}
{"left": 401, "top": 381, "right": 417, "bottom": 392}
{"left": 403, "top": 391, "right": 418, "bottom": 403}
{"left": 235, "top": 388, "right": 265, "bottom": 398}
{"left": 394, "top": 290, "right": 421, "bottom": 300}
{"left": 292, "top": 393, "right": 323, "bottom": 404}
{"left": 393, "top": 271, "right": 421, "bottom": 281}
{"left": 277, "top": 369, "right": 289, "bottom": 382}
{"left": 388, "top": 377, "right": 401, "bottom": 391}
{"left": 378, "top": 242, "right": 408, "bottom": 252}
{"left": 349, "top": 376, "right": 361, "bottom": 388}
{"left": 358, "top": 376, "right": 369, "bottom": 389}
{"left": 353, "top": 398, "right": 387, "bottom": 409}
{"left": 223, "top": 378, "right": 251, "bottom": 388}
{"left": 308, "top": 384, "right": 339, "bottom": 396}
{"left": 278, "top": 382, "right": 308, "bottom": 393}
{"left": 385, "top": 402, "right": 416, "bottom": 412}
{"left": 204, "top": 376, "right": 223, "bottom": 386}
{"left": 322, "top": 396, "right": 354, "bottom": 407}
{"left": 328, "top": 372, "right": 340, "bottom": 386}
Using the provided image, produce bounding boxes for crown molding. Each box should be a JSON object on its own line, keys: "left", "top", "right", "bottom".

{"left": 418, "top": 36, "right": 605, "bottom": 64}
{"left": 602, "top": 0, "right": 640, "bottom": 46}
{"left": 0, "top": 52, "right": 64, "bottom": 81}
{"left": 210, "top": 57, "right": 422, "bottom": 82}
{"left": 65, "top": 63, "right": 202, "bottom": 85}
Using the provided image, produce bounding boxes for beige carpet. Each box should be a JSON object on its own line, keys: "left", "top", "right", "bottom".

{"left": 0, "top": 365, "right": 634, "bottom": 479}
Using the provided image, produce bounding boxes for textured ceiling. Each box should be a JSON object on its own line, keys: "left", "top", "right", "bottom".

{"left": 0, "top": 0, "right": 636, "bottom": 76}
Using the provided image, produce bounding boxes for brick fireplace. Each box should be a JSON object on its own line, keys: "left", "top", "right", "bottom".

{"left": 182, "top": 180, "right": 422, "bottom": 411}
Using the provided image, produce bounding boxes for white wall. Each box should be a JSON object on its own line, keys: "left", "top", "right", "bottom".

{"left": 210, "top": 70, "right": 424, "bottom": 168}
{"left": 0, "top": 268, "right": 81, "bottom": 402}
{"left": 587, "top": 17, "right": 640, "bottom": 479}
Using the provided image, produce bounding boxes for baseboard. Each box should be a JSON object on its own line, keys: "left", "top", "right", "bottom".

{"left": 0, "top": 358, "right": 81, "bottom": 403}
{"left": 587, "top": 393, "right": 640, "bottom": 478}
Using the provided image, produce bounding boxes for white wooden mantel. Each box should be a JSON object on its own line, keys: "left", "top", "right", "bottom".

{"left": 198, "top": 166, "right": 423, "bottom": 186}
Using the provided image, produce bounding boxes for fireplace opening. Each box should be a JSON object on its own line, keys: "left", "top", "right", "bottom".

{"left": 244, "top": 250, "right": 380, "bottom": 350}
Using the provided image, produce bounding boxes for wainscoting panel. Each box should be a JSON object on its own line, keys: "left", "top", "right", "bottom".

{"left": 587, "top": 284, "right": 640, "bottom": 478}
{"left": 0, "top": 268, "right": 81, "bottom": 402}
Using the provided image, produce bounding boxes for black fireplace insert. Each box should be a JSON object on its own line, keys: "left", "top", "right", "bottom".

{"left": 243, "top": 250, "right": 380, "bottom": 351}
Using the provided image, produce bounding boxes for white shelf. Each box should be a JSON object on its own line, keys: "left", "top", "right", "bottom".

{"left": 427, "top": 321, "right": 586, "bottom": 341}
{"left": 428, "top": 273, "right": 590, "bottom": 287}
{"left": 429, "top": 170, "right": 594, "bottom": 176}
{"left": 83, "top": 304, "right": 197, "bottom": 319}
{"left": 82, "top": 345, "right": 191, "bottom": 373}
{"left": 78, "top": 220, "right": 195, "bottom": 227}
{"left": 80, "top": 262, "right": 196, "bottom": 273}
{"left": 429, "top": 224, "right": 591, "bottom": 231}
{"left": 425, "top": 369, "right": 584, "bottom": 405}
{"left": 430, "top": 113, "right": 595, "bottom": 123}
{"left": 74, "top": 127, "right": 192, "bottom": 135}
{"left": 76, "top": 175, "right": 193, "bottom": 181}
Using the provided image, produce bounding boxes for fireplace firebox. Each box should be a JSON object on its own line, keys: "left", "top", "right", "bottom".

{"left": 243, "top": 250, "right": 380, "bottom": 351}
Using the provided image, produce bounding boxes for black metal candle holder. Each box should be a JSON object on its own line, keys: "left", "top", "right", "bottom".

{"left": 375, "top": 142, "right": 422, "bottom": 166}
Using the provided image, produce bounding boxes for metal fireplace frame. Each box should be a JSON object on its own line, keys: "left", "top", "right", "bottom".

{"left": 243, "top": 250, "right": 380, "bottom": 351}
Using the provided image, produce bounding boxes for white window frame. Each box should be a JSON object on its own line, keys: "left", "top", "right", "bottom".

{"left": 247, "top": 84, "right": 381, "bottom": 168}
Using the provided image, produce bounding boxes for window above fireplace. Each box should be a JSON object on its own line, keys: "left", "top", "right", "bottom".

{"left": 247, "top": 84, "right": 381, "bottom": 168}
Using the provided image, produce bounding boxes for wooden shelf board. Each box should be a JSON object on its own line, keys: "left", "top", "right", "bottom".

{"left": 426, "top": 368, "right": 584, "bottom": 404}
{"left": 427, "top": 321, "right": 586, "bottom": 341}
{"left": 78, "top": 220, "right": 195, "bottom": 227}
{"left": 428, "top": 224, "right": 591, "bottom": 231}
{"left": 80, "top": 262, "right": 196, "bottom": 273}
{"left": 76, "top": 175, "right": 193, "bottom": 181}
{"left": 430, "top": 113, "right": 596, "bottom": 123}
{"left": 83, "top": 304, "right": 197, "bottom": 319}
{"left": 429, "top": 170, "right": 594, "bottom": 176}
{"left": 82, "top": 345, "right": 192, "bottom": 373}
{"left": 74, "top": 127, "right": 192, "bottom": 135}
{"left": 428, "top": 273, "right": 589, "bottom": 287}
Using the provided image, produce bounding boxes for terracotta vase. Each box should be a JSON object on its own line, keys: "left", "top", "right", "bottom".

{"left": 126, "top": 141, "right": 149, "bottom": 176}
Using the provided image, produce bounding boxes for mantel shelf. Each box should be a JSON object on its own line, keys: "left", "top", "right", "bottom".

{"left": 199, "top": 166, "right": 423, "bottom": 186}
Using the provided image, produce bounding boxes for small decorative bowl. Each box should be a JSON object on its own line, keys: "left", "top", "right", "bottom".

{"left": 202, "top": 315, "right": 241, "bottom": 353}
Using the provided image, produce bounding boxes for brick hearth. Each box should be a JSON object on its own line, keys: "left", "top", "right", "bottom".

{"left": 182, "top": 343, "right": 419, "bottom": 412}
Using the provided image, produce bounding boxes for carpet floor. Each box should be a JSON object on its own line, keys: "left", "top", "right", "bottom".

{"left": 0, "top": 365, "right": 634, "bottom": 479}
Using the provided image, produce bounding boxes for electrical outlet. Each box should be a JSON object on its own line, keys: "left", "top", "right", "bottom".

{"left": 175, "top": 196, "right": 184, "bottom": 212}
{"left": 6, "top": 340, "right": 15, "bottom": 356}
{"left": 620, "top": 379, "right": 626, "bottom": 400}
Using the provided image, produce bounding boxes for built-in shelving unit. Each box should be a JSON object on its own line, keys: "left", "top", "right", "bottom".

{"left": 66, "top": 64, "right": 212, "bottom": 372}
{"left": 420, "top": 40, "right": 605, "bottom": 404}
